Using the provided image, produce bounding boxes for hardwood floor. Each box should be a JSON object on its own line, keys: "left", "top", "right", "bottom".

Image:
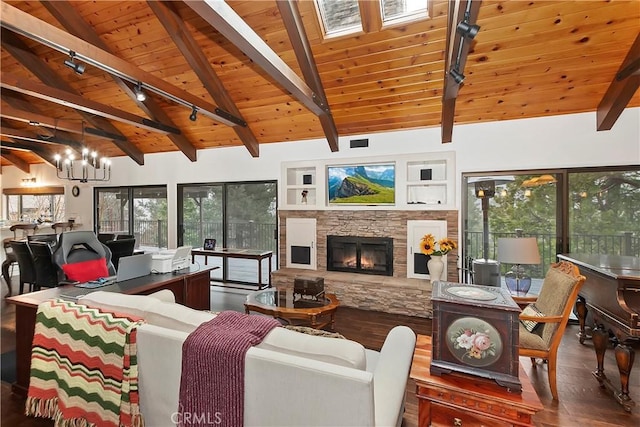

{"left": 2, "top": 278, "right": 639, "bottom": 426}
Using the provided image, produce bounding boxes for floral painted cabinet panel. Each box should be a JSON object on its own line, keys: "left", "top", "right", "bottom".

{"left": 407, "top": 220, "right": 448, "bottom": 281}
{"left": 430, "top": 282, "right": 522, "bottom": 393}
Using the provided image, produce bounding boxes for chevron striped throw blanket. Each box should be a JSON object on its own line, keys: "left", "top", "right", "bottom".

{"left": 26, "top": 298, "right": 145, "bottom": 427}
{"left": 178, "top": 311, "right": 281, "bottom": 427}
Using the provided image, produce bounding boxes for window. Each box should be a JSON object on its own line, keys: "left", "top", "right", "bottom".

{"left": 381, "top": 0, "right": 429, "bottom": 25}
{"left": 3, "top": 186, "right": 65, "bottom": 223}
{"left": 95, "top": 186, "right": 168, "bottom": 251}
{"left": 315, "top": 0, "right": 362, "bottom": 37}
{"left": 461, "top": 166, "right": 640, "bottom": 288}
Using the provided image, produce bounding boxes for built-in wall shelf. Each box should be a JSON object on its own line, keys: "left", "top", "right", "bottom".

{"left": 280, "top": 152, "right": 455, "bottom": 210}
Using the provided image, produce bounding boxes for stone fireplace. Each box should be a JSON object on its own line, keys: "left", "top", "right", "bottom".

{"left": 275, "top": 209, "right": 458, "bottom": 318}
{"left": 327, "top": 235, "right": 393, "bottom": 276}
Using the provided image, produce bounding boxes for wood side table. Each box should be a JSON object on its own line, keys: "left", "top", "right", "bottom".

{"left": 410, "top": 335, "right": 543, "bottom": 426}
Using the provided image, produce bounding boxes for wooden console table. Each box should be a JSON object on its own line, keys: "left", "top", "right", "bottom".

{"left": 410, "top": 335, "right": 543, "bottom": 426}
{"left": 5, "top": 266, "right": 213, "bottom": 397}
{"left": 191, "top": 248, "right": 273, "bottom": 288}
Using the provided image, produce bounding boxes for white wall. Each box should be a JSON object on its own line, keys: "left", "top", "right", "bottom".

{"left": 2, "top": 108, "right": 638, "bottom": 247}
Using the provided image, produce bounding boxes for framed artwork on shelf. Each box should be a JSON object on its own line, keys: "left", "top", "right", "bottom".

{"left": 203, "top": 238, "right": 216, "bottom": 250}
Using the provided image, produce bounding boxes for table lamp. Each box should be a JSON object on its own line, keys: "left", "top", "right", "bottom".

{"left": 497, "top": 237, "right": 541, "bottom": 295}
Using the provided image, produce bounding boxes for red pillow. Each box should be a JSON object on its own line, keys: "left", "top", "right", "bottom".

{"left": 62, "top": 258, "right": 109, "bottom": 283}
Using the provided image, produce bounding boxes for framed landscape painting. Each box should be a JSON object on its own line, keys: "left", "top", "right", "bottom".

{"left": 327, "top": 163, "right": 395, "bottom": 205}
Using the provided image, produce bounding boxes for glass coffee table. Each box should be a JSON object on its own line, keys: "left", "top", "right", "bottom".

{"left": 244, "top": 288, "right": 339, "bottom": 330}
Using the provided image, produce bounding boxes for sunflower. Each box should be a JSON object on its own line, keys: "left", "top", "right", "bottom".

{"left": 420, "top": 234, "right": 457, "bottom": 256}
{"left": 420, "top": 234, "right": 436, "bottom": 255}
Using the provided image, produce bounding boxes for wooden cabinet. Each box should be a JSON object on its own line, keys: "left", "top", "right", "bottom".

{"left": 411, "top": 335, "right": 543, "bottom": 427}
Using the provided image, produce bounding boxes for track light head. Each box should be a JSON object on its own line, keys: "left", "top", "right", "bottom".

{"left": 64, "top": 51, "right": 85, "bottom": 75}
{"left": 134, "top": 82, "right": 147, "bottom": 102}
{"left": 189, "top": 106, "right": 198, "bottom": 122}
{"left": 457, "top": 20, "right": 480, "bottom": 39}
{"left": 449, "top": 68, "right": 465, "bottom": 84}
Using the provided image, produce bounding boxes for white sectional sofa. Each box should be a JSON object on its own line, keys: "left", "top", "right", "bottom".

{"left": 78, "top": 291, "right": 417, "bottom": 427}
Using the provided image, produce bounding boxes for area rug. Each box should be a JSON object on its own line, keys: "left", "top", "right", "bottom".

{"left": 0, "top": 350, "right": 16, "bottom": 384}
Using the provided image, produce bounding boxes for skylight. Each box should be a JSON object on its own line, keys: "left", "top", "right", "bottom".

{"left": 315, "top": 0, "right": 363, "bottom": 37}
{"left": 381, "top": 0, "right": 429, "bottom": 25}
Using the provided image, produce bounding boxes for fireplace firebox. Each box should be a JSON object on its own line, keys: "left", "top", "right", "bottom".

{"left": 327, "top": 235, "right": 393, "bottom": 276}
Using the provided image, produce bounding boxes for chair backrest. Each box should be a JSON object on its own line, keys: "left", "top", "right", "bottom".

{"left": 27, "top": 233, "right": 59, "bottom": 250}
{"left": 534, "top": 260, "right": 586, "bottom": 347}
{"left": 52, "top": 231, "right": 116, "bottom": 277}
{"left": 10, "top": 240, "right": 37, "bottom": 284}
{"left": 29, "top": 241, "right": 61, "bottom": 288}
{"left": 97, "top": 233, "right": 117, "bottom": 244}
{"left": 105, "top": 238, "right": 136, "bottom": 271}
{"left": 10, "top": 223, "right": 38, "bottom": 238}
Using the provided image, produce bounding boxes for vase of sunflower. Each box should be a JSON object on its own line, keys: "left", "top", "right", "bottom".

{"left": 420, "top": 233, "right": 457, "bottom": 282}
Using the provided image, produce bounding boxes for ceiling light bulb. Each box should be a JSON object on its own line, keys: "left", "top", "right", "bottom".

{"left": 134, "top": 82, "right": 147, "bottom": 102}
{"left": 189, "top": 106, "right": 198, "bottom": 122}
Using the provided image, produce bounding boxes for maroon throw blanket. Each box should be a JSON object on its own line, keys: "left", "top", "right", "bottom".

{"left": 178, "top": 311, "right": 280, "bottom": 427}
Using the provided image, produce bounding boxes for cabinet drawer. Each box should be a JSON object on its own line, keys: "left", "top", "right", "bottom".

{"left": 429, "top": 402, "right": 513, "bottom": 427}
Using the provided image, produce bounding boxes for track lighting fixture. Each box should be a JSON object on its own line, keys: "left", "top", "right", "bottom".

{"left": 457, "top": 20, "right": 480, "bottom": 40}
{"left": 63, "top": 50, "right": 85, "bottom": 75}
{"left": 189, "top": 106, "right": 198, "bottom": 122}
{"left": 134, "top": 82, "right": 147, "bottom": 102}
{"left": 450, "top": 68, "right": 465, "bottom": 84}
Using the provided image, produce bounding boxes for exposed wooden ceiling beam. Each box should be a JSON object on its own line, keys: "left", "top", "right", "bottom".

{"left": 277, "top": 0, "right": 338, "bottom": 152}
{"left": 597, "top": 33, "right": 640, "bottom": 131}
{"left": 0, "top": 1, "right": 244, "bottom": 129}
{"left": 0, "top": 104, "right": 116, "bottom": 146}
{"left": 41, "top": 0, "right": 197, "bottom": 162}
{"left": 148, "top": 0, "right": 258, "bottom": 157}
{"left": 1, "top": 28, "right": 145, "bottom": 165}
{"left": 183, "top": 0, "right": 327, "bottom": 117}
{"left": 1, "top": 140, "right": 58, "bottom": 168}
{"left": 1, "top": 73, "right": 183, "bottom": 135}
{"left": 0, "top": 125, "right": 83, "bottom": 152}
{"left": 0, "top": 148, "right": 31, "bottom": 173}
{"left": 441, "top": 0, "right": 481, "bottom": 143}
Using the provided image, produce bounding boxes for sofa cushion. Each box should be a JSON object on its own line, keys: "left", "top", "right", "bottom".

{"left": 257, "top": 327, "right": 367, "bottom": 370}
{"left": 78, "top": 291, "right": 214, "bottom": 333}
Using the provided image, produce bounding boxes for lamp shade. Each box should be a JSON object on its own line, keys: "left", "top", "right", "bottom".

{"left": 497, "top": 237, "right": 540, "bottom": 265}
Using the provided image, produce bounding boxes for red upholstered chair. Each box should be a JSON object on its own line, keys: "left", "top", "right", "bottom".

{"left": 52, "top": 231, "right": 116, "bottom": 283}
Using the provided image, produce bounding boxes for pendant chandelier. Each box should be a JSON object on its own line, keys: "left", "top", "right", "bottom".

{"left": 53, "top": 123, "right": 111, "bottom": 183}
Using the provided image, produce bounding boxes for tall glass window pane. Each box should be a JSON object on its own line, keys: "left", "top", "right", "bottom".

{"left": 568, "top": 170, "right": 640, "bottom": 256}
{"left": 133, "top": 187, "right": 168, "bottom": 250}
{"left": 225, "top": 182, "right": 277, "bottom": 284}
{"left": 5, "top": 194, "right": 64, "bottom": 223}
{"left": 463, "top": 174, "right": 558, "bottom": 290}
{"left": 181, "top": 185, "right": 224, "bottom": 282}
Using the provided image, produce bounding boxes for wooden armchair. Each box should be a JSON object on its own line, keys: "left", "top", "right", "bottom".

{"left": 518, "top": 260, "right": 586, "bottom": 400}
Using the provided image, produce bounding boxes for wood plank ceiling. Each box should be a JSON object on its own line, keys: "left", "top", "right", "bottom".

{"left": 1, "top": 0, "right": 639, "bottom": 171}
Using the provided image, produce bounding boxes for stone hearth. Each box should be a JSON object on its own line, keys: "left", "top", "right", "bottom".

{"left": 277, "top": 209, "right": 458, "bottom": 318}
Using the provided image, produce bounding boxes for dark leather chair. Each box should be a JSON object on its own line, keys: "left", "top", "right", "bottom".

{"left": 10, "top": 240, "right": 37, "bottom": 294}
{"left": 27, "top": 233, "right": 59, "bottom": 250}
{"left": 105, "top": 238, "right": 136, "bottom": 271}
{"left": 97, "top": 233, "right": 117, "bottom": 244}
{"left": 52, "top": 231, "right": 116, "bottom": 282}
{"left": 28, "top": 241, "right": 61, "bottom": 290}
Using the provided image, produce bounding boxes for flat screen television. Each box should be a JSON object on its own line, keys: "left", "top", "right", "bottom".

{"left": 327, "top": 163, "right": 395, "bottom": 205}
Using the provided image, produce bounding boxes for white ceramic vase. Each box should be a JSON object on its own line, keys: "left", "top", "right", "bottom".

{"left": 427, "top": 255, "right": 444, "bottom": 282}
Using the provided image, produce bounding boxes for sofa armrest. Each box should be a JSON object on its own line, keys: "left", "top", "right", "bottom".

{"left": 373, "top": 326, "right": 417, "bottom": 427}
{"left": 245, "top": 347, "right": 375, "bottom": 427}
